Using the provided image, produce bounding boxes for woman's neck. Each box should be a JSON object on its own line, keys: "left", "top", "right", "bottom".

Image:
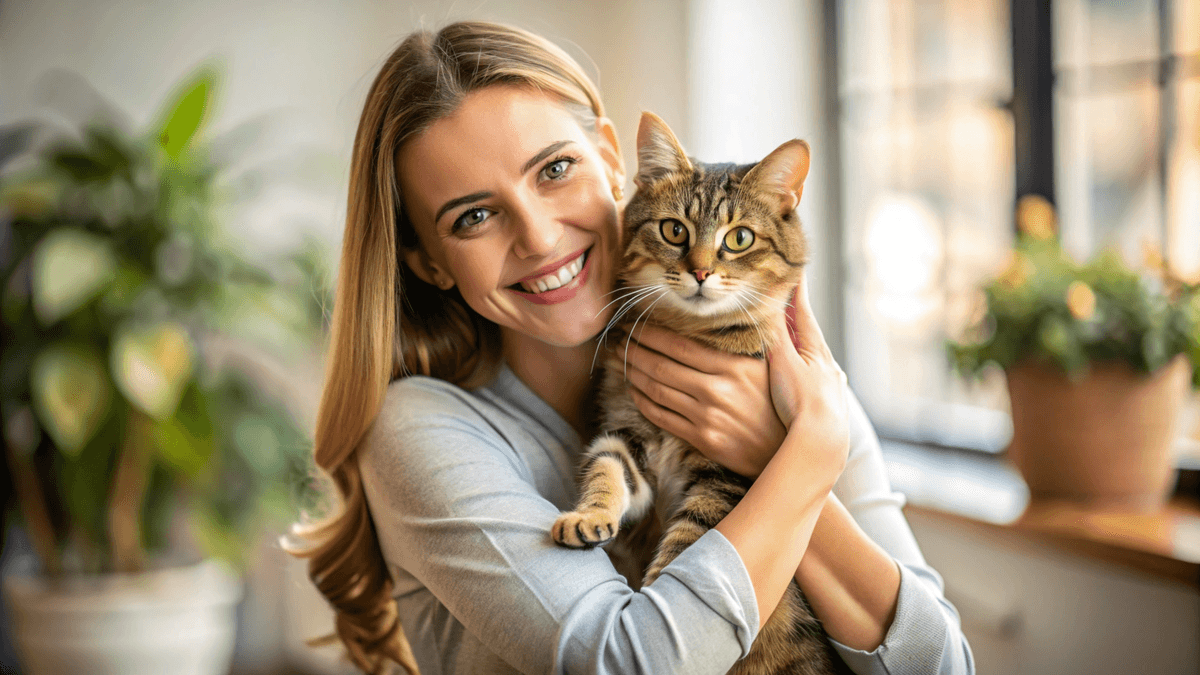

{"left": 501, "top": 327, "right": 600, "bottom": 442}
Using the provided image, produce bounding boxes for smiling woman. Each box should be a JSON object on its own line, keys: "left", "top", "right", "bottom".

{"left": 285, "top": 19, "right": 973, "bottom": 675}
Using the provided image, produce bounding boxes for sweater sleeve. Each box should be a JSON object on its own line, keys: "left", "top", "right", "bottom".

{"left": 358, "top": 382, "right": 760, "bottom": 675}
{"left": 828, "top": 390, "right": 976, "bottom": 674}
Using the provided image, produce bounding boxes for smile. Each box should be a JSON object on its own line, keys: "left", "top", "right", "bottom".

{"left": 516, "top": 249, "right": 588, "bottom": 294}
{"left": 508, "top": 247, "right": 594, "bottom": 306}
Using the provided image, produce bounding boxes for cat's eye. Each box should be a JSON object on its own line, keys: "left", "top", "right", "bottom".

{"left": 723, "top": 227, "right": 754, "bottom": 252}
{"left": 660, "top": 219, "right": 688, "bottom": 246}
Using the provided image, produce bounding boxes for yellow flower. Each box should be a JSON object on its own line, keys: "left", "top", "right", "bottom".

{"left": 1017, "top": 194, "right": 1056, "bottom": 240}
{"left": 999, "top": 250, "right": 1033, "bottom": 288}
{"left": 1141, "top": 239, "right": 1165, "bottom": 274}
{"left": 1066, "top": 281, "right": 1096, "bottom": 320}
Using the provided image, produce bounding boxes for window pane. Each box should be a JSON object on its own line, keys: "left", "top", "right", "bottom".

{"left": 840, "top": 0, "right": 1014, "bottom": 450}
{"left": 1168, "top": 79, "right": 1200, "bottom": 281}
{"left": 1069, "top": 85, "right": 1163, "bottom": 261}
{"left": 1055, "top": 0, "right": 1160, "bottom": 70}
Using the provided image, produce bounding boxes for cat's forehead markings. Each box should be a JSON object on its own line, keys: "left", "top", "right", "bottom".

{"left": 686, "top": 194, "right": 701, "bottom": 223}
{"left": 715, "top": 195, "right": 731, "bottom": 225}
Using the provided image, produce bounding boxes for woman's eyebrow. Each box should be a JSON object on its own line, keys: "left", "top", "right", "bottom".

{"left": 435, "top": 191, "right": 491, "bottom": 225}
{"left": 520, "top": 140, "right": 572, "bottom": 174}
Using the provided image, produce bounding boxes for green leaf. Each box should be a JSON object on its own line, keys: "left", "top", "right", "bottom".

{"left": 150, "top": 382, "right": 214, "bottom": 477}
{"left": 110, "top": 321, "right": 195, "bottom": 420}
{"left": 158, "top": 67, "right": 217, "bottom": 160}
{"left": 189, "top": 504, "right": 245, "bottom": 569}
{"left": 152, "top": 416, "right": 212, "bottom": 477}
{"left": 32, "top": 228, "right": 117, "bottom": 324}
{"left": 31, "top": 343, "right": 113, "bottom": 455}
{"left": 51, "top": 148, "right": 112, "bottom": 182}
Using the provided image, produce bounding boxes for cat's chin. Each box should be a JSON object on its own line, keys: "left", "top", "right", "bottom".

{"left": 661, "top": 291, "right": 747, "bottom": 318}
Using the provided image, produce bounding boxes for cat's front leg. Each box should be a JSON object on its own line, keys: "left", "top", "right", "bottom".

{"left": 552, "top": 434, "right": 654, "bottom": 549}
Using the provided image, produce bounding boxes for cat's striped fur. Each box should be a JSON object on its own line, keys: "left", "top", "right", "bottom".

{"left": 551, "top": 113, "right": 840, "bottom": 674}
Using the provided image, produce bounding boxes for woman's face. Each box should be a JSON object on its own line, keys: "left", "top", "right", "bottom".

{"left": 398, "top": 85, "right": 625, "bottom": 348}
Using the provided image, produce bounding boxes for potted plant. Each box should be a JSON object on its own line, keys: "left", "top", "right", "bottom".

{"left": 0, "top": 68, "right": 324, "bottom": 674}
{"left": 948, "top": 195, "right": 1200, "bottom": 509}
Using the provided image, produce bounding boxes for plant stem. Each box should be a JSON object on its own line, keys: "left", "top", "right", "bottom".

{"left": 4, "top": 442, "right": 61, "bottom": 575}
{"left": 108, "top": 409, "right": 152, "bottom": 573}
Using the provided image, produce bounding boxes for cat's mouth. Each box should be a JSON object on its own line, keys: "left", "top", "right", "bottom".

{"left": 507, "top": 247, "right": 591, "bottom": 295}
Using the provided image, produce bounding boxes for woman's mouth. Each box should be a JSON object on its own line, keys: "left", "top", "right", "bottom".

{"left": 515, "top": 249, "right": 588, "bottom": 293}
{"left": 507, "top": 247, "right": 593, "bottom": 305}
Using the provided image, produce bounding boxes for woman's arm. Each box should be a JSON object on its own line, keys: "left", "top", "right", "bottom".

{"left": 795, "top": 494, "right": 901, "bottom": 650}
{"left": 363, "top": 373, "right": 826, "bottom": 675}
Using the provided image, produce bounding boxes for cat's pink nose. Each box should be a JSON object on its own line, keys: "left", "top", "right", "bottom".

{"left": 693, "top": 269, "right": 713, "bottom": 283}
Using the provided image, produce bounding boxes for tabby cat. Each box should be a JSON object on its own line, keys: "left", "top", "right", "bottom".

{"left": 550, "top": 112, "right": 839, "bottom": 675}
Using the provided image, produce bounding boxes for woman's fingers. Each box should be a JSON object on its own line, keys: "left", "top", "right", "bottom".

{"left": 628, "top": 384, "right": 697, "bottom": 442}
{"left": 626, "top": 336, "right": 711, "bottom": 396}
{"left": 627, "top": 362, "right": 697, "bottom": 416}
{"left": 766, "top": 313, "right": 808, "bottom": 426}
{"left": 786, "top": 273, "right": 832, "bottom": 359}
{"left": 630, "top": 324, "right": 733, "bottom": 375}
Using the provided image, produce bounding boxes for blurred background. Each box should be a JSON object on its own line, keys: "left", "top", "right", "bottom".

{"left": 2, "top": 1, "right": 1200, "bottom": 674}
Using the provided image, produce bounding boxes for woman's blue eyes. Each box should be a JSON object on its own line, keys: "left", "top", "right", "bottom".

{"left": 450, "top": 156, "right": 578, "bottom": 233}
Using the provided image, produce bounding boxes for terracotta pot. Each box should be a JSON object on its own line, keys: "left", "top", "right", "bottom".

{"left": 1005, "top": 355, "right": 1192, "bottom": 509}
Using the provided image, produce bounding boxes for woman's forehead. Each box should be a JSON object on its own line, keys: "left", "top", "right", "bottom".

{"left": 398, "top": 87, "right": 591, "bottom": 216}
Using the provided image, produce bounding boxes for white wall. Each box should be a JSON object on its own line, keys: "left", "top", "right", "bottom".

{"left": 0, "top": 0, "right": 691, "bottom": 253}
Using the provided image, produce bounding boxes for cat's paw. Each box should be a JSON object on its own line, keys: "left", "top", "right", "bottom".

{"left": 552, "top": 509, "right": 619, "bottom": 548}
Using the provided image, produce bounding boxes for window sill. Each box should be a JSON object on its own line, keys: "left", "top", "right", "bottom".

{"left": 883, "top": 440, "right": 1200, "bottom": 590}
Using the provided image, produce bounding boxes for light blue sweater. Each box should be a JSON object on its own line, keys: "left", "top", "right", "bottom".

{"left": 359, "top": 363, "right": 974, "bottom": 674}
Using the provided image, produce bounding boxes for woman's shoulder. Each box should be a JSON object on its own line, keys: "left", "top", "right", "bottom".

{"left": 373, "top": 373, "right": 500, "bottom": 441}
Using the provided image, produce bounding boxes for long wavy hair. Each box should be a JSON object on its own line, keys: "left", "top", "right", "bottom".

{"left": 283, "top": 21, "right": 608, "bottom": 675}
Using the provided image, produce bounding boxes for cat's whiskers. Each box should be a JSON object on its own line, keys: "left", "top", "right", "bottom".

{"left": 732, "top": 295, "right": 771, "bottom": 356}
{"left": 594, "top": 284, "right": 661, "bottom": 318}
{"left": 591, "top": 285, "right": 666, "bottom": 373}
{"left": 603, "top": 286, "right": 664, "bottom": 334}
{"left": 622, "top": 288, "right": 672, "bottom": 380}
{"left": 738, "top": 283, "right": 790, "bottom": 312}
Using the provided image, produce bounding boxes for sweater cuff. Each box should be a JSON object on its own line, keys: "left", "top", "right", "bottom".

{"left": 828, "top": 562, "right": 949, "bottom": 674}
{"left": 658, "top": 528, "right": 761, "bottom": 658}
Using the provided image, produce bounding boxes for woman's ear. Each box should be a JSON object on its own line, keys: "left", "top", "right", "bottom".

{"left": 402, "top": 246, "right": 455, "bottom": 290}
{"left": 594, "top": 116, "right": 626, "bottom": 191}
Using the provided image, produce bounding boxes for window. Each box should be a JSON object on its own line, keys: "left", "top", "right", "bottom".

{"left": 836, "top": 0, "right": 1200, "bottom": 454}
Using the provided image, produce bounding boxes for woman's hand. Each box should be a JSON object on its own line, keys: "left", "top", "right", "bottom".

{"left": 624, "top": 326, "right": 787, "bottom": 479}
{"left": 766, "top": 274, "right": 850, "bottom": 484}
{"left": 625, "top": 274, "right": 849, "bottom": 482}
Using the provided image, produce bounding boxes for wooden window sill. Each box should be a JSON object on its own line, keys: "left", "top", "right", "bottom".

{"left": 884, "top": 440, "right": 1200, "bottom": 590}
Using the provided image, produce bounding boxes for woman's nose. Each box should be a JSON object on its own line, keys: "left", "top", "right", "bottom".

{"left": 509, "top": 195, "right": 563, "bottom": 259}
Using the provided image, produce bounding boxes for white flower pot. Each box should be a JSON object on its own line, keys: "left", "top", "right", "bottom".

{"left": 3, "top": 560, "right": 243, "bottom": 675}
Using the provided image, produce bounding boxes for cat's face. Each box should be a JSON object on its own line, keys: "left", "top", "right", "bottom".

{"left": 619, "top": 113, "right": 810, "bottom": 322}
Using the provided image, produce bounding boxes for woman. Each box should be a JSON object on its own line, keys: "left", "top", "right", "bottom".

{"left": 288, "top": 21, "right": 974, "bottom": 675}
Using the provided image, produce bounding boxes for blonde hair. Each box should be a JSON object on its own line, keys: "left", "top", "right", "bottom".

{"left": 285, "top": 21, "right": 607, "bottom": 674}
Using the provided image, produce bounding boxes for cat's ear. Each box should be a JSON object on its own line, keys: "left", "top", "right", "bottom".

{"left": 634, "top": 111, "right": 692, "bottom": 190}
{"left": 742, "top": 139, "right": 810, "bottom": 215}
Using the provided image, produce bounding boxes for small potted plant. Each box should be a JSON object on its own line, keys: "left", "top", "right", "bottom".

{"left": 948, "top": 195, "right": 1200, "bottom": 509}
{"left": 0, "top": 68, "right": 324, "bottom": 674}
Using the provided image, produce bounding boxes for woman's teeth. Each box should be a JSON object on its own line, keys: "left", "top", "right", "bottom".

{"left": 519, "top": 251, "right": 586, "bottom": 294}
